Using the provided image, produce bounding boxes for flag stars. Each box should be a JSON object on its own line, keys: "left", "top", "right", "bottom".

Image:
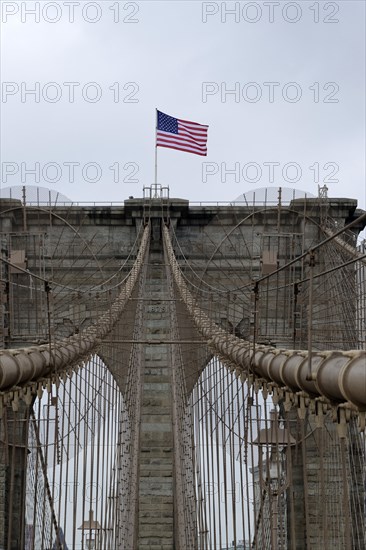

{"left": 158, "top": 112, "right": 178, "bottom": 134}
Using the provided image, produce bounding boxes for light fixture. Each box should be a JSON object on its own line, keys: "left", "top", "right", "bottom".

{"left": 78, "top": 510, "right": 101, "bottom": 550}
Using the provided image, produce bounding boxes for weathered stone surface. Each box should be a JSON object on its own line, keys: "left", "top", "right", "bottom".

{"left": 137, "top": 246, "right": 174, "bottom": 549}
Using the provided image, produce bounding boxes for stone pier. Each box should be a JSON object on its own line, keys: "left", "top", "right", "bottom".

{"left": 138, "top": 227, "right": 174, "bottom": 549}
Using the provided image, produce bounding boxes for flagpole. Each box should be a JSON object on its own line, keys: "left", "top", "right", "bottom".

{"left": 154, "top": 109, "right": 158, "bottom": 189}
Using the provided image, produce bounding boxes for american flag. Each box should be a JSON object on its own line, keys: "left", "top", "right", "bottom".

{"left": 156, "top": 110, "right": 208, "bottom": 156}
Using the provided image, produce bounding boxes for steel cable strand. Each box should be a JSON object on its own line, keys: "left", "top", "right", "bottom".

{"left": 163, "top": 224, "right": 366, "bottom": 412}
{"left": 323, "top": 226, "right": 366, "bottom": 266}
{"left": 0, "top": 224, "right": 150, "bottom": 391}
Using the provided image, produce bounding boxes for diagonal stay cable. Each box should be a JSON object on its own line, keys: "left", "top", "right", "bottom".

{"left": 163, "top": 223, "right": 366, "bottom": 412}
{"left": 0, "top": 224, "right": 150, "bottom": 391}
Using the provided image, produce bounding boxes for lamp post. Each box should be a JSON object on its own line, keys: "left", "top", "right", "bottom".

{"left": 78, "top": 510, "right": 101, "bottom": 550}
{"left": 253, "top": 409, "right": 296, "bottom": 550}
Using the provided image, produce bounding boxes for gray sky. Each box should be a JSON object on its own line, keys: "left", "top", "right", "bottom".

{"left": 1, "top": 0, "right": 365, "bottom": 210}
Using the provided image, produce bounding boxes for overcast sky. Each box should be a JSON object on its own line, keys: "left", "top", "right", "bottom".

{"left": 1, "top": 0, "right": 365, "bottom": 210}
